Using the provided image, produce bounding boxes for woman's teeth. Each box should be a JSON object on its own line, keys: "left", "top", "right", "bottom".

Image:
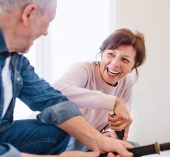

{"left": 107, "top": 68, "right": 120, "bottom": 76}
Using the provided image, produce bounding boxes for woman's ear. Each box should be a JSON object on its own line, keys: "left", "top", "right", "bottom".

{"left": 22, "top": 4, "right": 37, "bottom": 27}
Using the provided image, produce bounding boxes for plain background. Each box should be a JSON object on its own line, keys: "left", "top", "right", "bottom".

{"left": 116, "top": 0, "right": 170, "bottom": 146}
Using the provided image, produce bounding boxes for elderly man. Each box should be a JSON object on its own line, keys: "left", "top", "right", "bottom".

{"left": 0, "top": 0, "right": 133, "bottom": 157}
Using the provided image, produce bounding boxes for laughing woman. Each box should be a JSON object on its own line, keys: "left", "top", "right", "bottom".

{"left": 52, "top": 28, "right": 146, "bottom": 151}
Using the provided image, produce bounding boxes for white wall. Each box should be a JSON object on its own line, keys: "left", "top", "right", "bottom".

{"left": 116, "top": 0, "right": 170, "bottom": 145}
{"left": 51, "top": 0, "right": 111, "bottom": 82}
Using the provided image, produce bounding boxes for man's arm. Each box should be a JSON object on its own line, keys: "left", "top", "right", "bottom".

{"left": 57, "top": 115, "right": 133, "bottom": 156}
{"left": 0, "top": 143, "right": 99, "bottom": 157}
{"left": 1, "top": 142, "right": 132, "bottom": 157}
{"left": 21, "top": 151, "right": 100, "bottom": 157}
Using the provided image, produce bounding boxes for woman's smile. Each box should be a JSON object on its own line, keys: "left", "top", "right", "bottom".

{"left": 107, "top": 68, "right": 121, "bottom": 76}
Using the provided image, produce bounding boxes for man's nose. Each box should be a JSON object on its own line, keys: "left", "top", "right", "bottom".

{"left": 44, "top": 29, "right": 48, "bottom": 36}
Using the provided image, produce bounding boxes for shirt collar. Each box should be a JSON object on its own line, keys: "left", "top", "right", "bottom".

{"left": 0, "top": 28, "right": 8, "bottom": 53}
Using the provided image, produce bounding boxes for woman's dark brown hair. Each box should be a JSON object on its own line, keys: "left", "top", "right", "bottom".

{"left": 98, "top": 28, "right": 146, "bottom": 79}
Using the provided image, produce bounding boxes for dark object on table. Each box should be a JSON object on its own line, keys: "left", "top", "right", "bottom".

{"left": 111, "top": 114, "right": 124, "bottom": 140}
{"left": 99, "top": 142, "right": 170, "bottom": 157}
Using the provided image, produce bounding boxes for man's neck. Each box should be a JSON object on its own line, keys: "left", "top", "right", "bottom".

{"left": 0, "top": 13, "right": 21, "bottom": 52}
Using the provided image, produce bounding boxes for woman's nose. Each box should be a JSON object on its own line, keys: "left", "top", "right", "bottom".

{"left": 111, "top": 57, "right": 121, "bottom": 67}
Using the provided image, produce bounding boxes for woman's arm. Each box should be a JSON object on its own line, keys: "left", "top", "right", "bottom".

{"left": 52, "top": 63, "right": 116, "bottom": 111}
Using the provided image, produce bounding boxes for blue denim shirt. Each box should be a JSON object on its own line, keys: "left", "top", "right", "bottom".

{"left": 0, "top": 28, "right": 81, "bottom": 156}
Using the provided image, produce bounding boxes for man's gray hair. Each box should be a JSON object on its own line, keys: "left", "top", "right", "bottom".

{"left": 0, "top": 0, "right": 56, "bottom": 14}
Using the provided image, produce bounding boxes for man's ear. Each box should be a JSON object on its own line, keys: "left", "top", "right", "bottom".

{"left": 22, "top": 4, "right": 37, "bottom": 27}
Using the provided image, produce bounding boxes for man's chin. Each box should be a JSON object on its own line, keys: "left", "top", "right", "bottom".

{"left": 24, "top": 43, "right": 34, "bottom": 54}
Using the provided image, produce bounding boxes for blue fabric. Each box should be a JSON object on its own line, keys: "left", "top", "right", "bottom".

{"left": 65, "top": 136, "right": 88, "bottom": 152}
{"left": 0, "top": 120, "right": 70, "bottom": 155}
{"left": 0, "top": 28, "right": 81, "bottom": 156}
{"left": 0, "top": 144, "right": 21, "bottom": 157}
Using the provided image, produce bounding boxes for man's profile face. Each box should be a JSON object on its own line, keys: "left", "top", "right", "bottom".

{"left": 21, "top": 1, "right": 57, "bottom": 53}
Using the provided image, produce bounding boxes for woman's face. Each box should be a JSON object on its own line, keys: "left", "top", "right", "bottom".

{"left": 99, "top": 45, "right": 136, "bottom": 86}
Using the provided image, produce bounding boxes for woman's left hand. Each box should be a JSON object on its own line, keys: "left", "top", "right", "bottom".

{"left": 108, "top": 97, "right": 132, "bottom": 140}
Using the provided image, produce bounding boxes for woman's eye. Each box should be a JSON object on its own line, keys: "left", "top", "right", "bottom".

{"left": 108, "top": 53, "right": 115, "bottom": 57}
{"left": 122, "top": 58, "right": 130, "bottom": 63}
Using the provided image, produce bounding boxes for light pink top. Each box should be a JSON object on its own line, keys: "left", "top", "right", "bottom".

{"left": 52, "top": 61, "right": 134, "bottom": 131}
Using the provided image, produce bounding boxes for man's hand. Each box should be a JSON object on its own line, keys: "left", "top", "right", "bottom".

{"left": 58, "top": 116, "right": 133, "bottom": 157}
{"left": 21, "top": 151, "right": 100, "bottom": 157}
{"left": 21, "top": 147, "right": 132, "bottom": 157}
{"left": 97, "top": 136, "right": 133, "bottom": 157}
{"left": 58, "top": 151, "right": 100, "bottom": 157}
{"left": 108, "top": 97, "right": 132, "bottom": 140}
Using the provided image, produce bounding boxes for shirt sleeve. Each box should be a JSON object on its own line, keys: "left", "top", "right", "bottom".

{"left": 52, "top": 63, "right": 116, "bottom": 111}
{"left": 18, "top": 56, "right": 82, "bottom": 125}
